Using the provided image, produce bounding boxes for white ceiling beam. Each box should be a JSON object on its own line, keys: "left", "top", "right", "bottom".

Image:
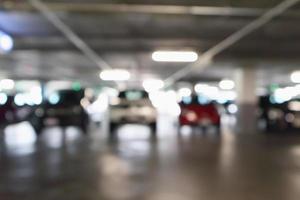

{"left": 3, "top": 2, "right": 300, "bottom": 17}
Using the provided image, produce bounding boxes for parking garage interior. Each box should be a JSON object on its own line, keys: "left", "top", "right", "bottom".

{"left": 2, "top": 0, "right": 300, "bottom": 199}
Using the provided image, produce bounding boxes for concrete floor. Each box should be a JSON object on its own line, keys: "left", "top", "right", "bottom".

{"left": 1, "top": 121, "right": 300, "bottom": 200}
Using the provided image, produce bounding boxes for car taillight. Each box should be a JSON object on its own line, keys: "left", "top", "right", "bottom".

{"left": 186, "top": 111, "right": 197, "bottom": 121}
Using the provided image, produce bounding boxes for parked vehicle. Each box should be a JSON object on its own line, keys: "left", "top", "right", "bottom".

{"left": 178, "top": 95, "right": 221, "bottom": 132}
{"left": 30, "top": 89, "right": 89, "bottom": 135}
{"left": 0, "top": 95, "right": 18, "bottom": 125}
{"left": 0, "top": 95, "right": 34, "bottom": 126}
{"left": 259, "top": 96, "right": 300, "bottom": 132}
{"left": 109, "top": 89, "right": 157, "bottom": 136}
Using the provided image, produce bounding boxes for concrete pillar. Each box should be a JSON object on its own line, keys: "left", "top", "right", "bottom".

{"left": 235, "top": 66, "right": 258, "bottom": 134}
{"left": 40, "top": 80, "right": 47, "bottom": 101}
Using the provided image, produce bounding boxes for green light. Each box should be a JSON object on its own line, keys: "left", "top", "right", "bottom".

{"left": 270, "top": 84, "right": 279, "bottom": 93}
{"left": 72, "top": 82, "right": 81, "bottom": 91}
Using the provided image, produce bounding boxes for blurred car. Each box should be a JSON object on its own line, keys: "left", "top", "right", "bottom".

{"left": 259, "top": 96, "right": 300, "bottom": 132}
{"left": 178, "top": 95, "right": 221, "bottom": 132}
{"left": 30, "top": 89, "right": 89, "bottom": 135}
{"left": 109, "top": 89, "right": 157, "bottom": 135}
{"left": 285, "top": 100, "right": 300, "bottom": 129}
{"left": 0, "top": 95, "right": 18, "bottom": 125}
{"left": 0, "top": 95, "right": 34, "bottom": 126}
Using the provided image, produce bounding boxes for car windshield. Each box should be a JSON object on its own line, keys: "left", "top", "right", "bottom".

{"left": 48, "top": 90, "right": 84, "bottom": 105}
{"left": 180, "top": 95, "right": 211, "bottom": 105}
{"left": 118, "top": 90, "right": 148, "bottom": 101}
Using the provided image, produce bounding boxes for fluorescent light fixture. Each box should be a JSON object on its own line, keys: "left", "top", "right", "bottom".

{"left": 152, "top": 51, "right": 198, "bottom": 62}
{"left": 219, "top": 91, "right": 237, "bottom": 101}
{"left": 219, "top": 79, "right": 235, "bottom": 90}
{"left": 194, "top": 83, "right": 219, "bottom": 100}
{"left": 178, "top": 87, "right": 192, "bottom": 97}
{"left": 194, "top": 83, "right": 209, "bottom": 93}
{"left": 274, "top": 88, "right": 293, "bottom": 103}
{"left": 291, "top": 71, "right": 300, "bottom": 83}
{"left": 0, "top": 79, "right": 15, "bottom": 90}
{"left": 0, "top": 93, "right": 8, "bottom": 105}
{"left": 0, "top": 31, "right": 13, "bottom": 53}
{"left": 29, "top": 86, "right": 43, "bottom": 105}
{"left": 14, "top": 94, "right": 25, "bottom": 106}
{"left": 143, "top": 79, "right": 164, "bottom": 92}
{"left": 99, "top": 69, "right": 130, "bottom": 81}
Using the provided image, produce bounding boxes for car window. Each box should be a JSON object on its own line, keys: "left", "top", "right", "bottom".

{"left": 181, "top": 95, "right": 211, "bottom": 105}
{"left": 119, "top": 90, "right": 149, "bottom": 101}
{"left": 48, "top": 90, "right": 84, "bottom": 105}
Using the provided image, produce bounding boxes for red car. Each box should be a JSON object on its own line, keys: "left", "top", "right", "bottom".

{"left": 179, "top": 96, "right": 221, "bottom": 132}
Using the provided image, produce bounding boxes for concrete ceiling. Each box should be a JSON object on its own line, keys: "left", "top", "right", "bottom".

{"left": 0, "top": 0, "right": 300, "bottom": 87}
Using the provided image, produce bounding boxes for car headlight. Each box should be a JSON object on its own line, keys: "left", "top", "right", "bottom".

{"left": 35, "top": 108, "right": 44, "bottom": 117}
{"left": 110, "top": 98, "right": 121, "bottom": 106}
{"left": 141, "top": 106, "right": 155, "bottom": 114}
{"left": 268, "top": 109, "right": 283, "bottom": 120}
{"left": 285, "top": 113, "right": 295, "bottom": 123}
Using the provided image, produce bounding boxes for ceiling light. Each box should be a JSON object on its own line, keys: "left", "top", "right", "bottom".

{"left": 100, "top": 69, "right": 130, "bottom": 81}
{"left": 291, "top": 71, "right": 300, "bottom": 83}
{"left": 152, "top": 51, "right": 198, "bottom": 62}
{"left": 178, "top": 87, "right": 192, "bottom": 97}
{"left": 0, "top": 31, "right": 13, "bottom": 53}
{"left": 142, "top": 79, "right": 164, "bottom": 92}
{"left": 0, "top": 93, "right": 8, "bottom": 105}
{"left": 14, "top": 94, "right": 25, "bottom": 107}
{"left": 219, "top": 79, "right": 235, "bottom": 90}
{"left": 219, "top": 91, "right": 237, "bottom": 101}
{"left": 194, "top": 83, "right": 209, "bottom": 93}
{"left": 0, "top": 79, "right": 15, "bottom": 90}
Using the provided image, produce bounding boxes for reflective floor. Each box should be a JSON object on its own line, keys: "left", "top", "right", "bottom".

{"left": 1, "top": 119, "right": 300, "bottom": 200}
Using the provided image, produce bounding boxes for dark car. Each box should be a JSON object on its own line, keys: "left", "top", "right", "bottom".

{"left": 30, "top": 89, "right": 89, "bottom": 135}
{"left": 179, "top": 95, "right": 221, "bottom": 132}
{"left": 0, "top": 95, "right": 33, "bottom": 127}
{"left": 0, "top": 95, "right": 18, "bottom": 125}
{"left": 259, "top": 95, "right": 300, "bottom": 132}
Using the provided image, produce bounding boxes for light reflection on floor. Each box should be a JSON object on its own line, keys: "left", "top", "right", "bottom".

{"left": 41, "top": 126, "right": 82, "bottom": 149}
{"left": 2, "top": 122, "right": 85, "bottom": 156}
{"left": 3, "top": 116, "right": 300, "bottom": 200}
{"left": 4, "top": 122, "right": 37, "bottom": 156}
{"left": 117, "top": 125, "right": 152, "bottom": 140}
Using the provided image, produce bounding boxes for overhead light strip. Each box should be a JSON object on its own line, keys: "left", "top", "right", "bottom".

{"left": 152, "top": 51, "right": 198, "bottom": 62}
{"left": 0, "top": 30, "right": 13, "bottom": 53}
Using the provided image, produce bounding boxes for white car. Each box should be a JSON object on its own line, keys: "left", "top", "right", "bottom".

{"left": 109, "top": 90, "right": 157, "bottom": 135}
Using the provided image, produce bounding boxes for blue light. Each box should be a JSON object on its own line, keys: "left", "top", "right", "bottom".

{"left": 0, "top": 93, "right": 8, "bottom": 105}
{"left": 0, "top": 31, "right": 13, "bottom": 53}
{"left": 49, "top": 93, "right": 60, "bottom": 105}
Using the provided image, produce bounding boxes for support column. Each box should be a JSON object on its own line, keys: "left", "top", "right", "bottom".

{"left": 235, "top": 66, "right": 258, "bottom": 134}
{"left": 40, "top": 80, "right": 47, "bottom": 101}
